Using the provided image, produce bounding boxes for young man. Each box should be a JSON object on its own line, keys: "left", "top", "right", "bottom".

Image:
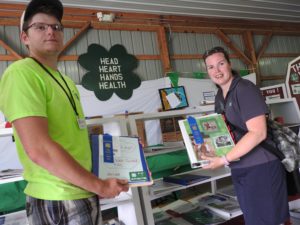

{"left": 0, "top": 0, "right": 129, "bottom": 224}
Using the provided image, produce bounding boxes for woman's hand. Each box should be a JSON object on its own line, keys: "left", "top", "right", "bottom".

{"left": 200, "top": 155, "right": 225, "bottom": 169}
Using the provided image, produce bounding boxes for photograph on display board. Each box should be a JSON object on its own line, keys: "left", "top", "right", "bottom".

{"left": 158, "top": 86, "right": 189, "bottom": 111}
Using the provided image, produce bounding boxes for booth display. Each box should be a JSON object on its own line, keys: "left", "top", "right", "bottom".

{"left": 260, "top": 83, "right": 288, "bottom": 101}
{"left": 286, "top": 56, "right": 300, "bottom": 108}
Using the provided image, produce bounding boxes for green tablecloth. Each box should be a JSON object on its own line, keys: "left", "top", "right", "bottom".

{"left": 0, "top": 180, "right": 26, "bottom": 214}
{"left": 146, "top": 150, "right": 193, "bottom": 179}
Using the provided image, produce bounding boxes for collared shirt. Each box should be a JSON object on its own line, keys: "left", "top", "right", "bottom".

{"left": 215, "top": 75, "right": 277, "bottom": 168}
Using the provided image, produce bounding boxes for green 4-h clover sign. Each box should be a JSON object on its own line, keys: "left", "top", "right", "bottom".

{"left": 78, "top": 44, "right": 141, "bottom": 101}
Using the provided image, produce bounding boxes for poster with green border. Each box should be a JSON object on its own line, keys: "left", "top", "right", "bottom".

{"left": 179, "top": 113, "right": 235, "bottom": 168}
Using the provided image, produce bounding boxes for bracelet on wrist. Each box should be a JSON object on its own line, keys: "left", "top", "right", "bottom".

{"left": 222, "top": 155, "right": 230, "bottom": 166}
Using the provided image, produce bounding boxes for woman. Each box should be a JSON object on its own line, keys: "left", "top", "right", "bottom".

{"left": 200, "top": 46, "right": 289, "bottom": 225}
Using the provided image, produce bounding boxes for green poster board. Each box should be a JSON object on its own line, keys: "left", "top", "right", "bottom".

{"left": 78, "top": 44, "right": 141, "bottom": 101}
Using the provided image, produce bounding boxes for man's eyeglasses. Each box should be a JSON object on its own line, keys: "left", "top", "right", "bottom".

{"left": 25, "top": 23, "right": 64, "bottom": 32}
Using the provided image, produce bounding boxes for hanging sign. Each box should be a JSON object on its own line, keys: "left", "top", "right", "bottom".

{"left": 78, "top": 44, "right": 141, "bottom": 101}
{"left": 260, "top": 84, "right": 287, "bottom": 101}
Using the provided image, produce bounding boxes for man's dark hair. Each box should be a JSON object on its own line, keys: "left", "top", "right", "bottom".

{"left": 203, "top": 46, "right": 231, "bottom": 64}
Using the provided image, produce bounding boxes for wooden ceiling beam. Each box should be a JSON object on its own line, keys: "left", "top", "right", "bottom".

{"left": 243, "top": 31, "right": 257, "bottom": 65}
{"left": 261, "top": 53, "right": 299, "bottom": 58}
{"left": 257, "top": 32, "right": 273, "bottom": 61}
{"left": 91, "top": 22, "right": 160, "bottom": 32}
{"left": 59, "top": 55, "right": 160, "bottom": 61}
{"left": 0, "top": 39, "right": 22, "bottom": 60}
{"left": 59, "top": 22, "right": 91, "bottom": 57}
{"left": 0, "top": 54, "right": 18, "bottom": 61}
{"left": 242, "top": 31, "right": 261, "bottom": 85}
{"left": 157, "top": 26, "right": 171, "bottom": 73}
{"left": 214, "top": 29, "right": 253, "bottom": 66}
{"left": 261, "top": 75, "right": 285, "bottom": 81}
{"left": 170, "top": 54, "right": 241, "bottom": 60}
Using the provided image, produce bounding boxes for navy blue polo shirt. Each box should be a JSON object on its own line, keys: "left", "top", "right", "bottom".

{"left": 215, "top": 76, "right": 277, "bottom": 168}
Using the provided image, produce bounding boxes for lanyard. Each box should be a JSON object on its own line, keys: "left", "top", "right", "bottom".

{"left": 30, "top": 57, "right": 79, "bottom": 117}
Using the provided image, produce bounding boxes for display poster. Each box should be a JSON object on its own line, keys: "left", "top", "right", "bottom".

{"left": 286, "top": 56, "right": 300, "bottom": 108}
{"left": 78, "top": 44, "right": 141, "bottom": 101}
{"left": 178, "top": 114, "right": 235, "bottom": 168}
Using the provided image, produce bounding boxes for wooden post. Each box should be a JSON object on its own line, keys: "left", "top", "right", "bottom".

{"left": 157, "top": 26, "right": 171, "bottom": 75}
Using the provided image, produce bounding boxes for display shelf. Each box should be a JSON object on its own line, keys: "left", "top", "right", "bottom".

{"left": 144, "top": 147, "right": 186, "bottom": 157}
{"left": 0, "top": 128, "right": 13, "bottom": 137}
{"left": 127, "top": 107, "right": 232, "bottom": 225}
{"left": 149, "top": 167, "right": 231, "bottom": 201}
{"left": 0, "top": 128, "right": 23, "bottom": 185}
{"left": 128, "top": 106, "right": 214, "bottom": 132}
{"left": 266, "top": 97, "right": 300, "bottom": 126}
{"left": 0, "top": 176, "right": 23, "bottom": 185}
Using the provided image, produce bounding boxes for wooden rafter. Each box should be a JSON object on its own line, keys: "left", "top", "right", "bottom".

{"left": 261, "top": 75, "right": 285, "bottom": 81}
{"left": 257, "top": 32, "right": 273, "bottom": 61}
{"left": 58, "top": 55, "right": 160, "bottom": 61}
{"left": 242, "top": 31, "right": 261, "bottom": 84}
{"left": 91, "top": 21, "right": 160, "bottom": 32}
{"left": 243, "top": 31, "right": 257, "bottom": 65}
{"left": 157, "top": 26, "right": 171, "bottom": 74}
{"left": 261, "top": 53, "right": 299, "bottom": 58}
{"left": 0, "top": 39, "right": 22, "bottom": 60}
{"left": 59, "top": 21, "right": 91, "bottom": 58}
{"left": 170, "top": 54, "right": 241, "bottom": 60}
{"left": 214, "top": 29, "right": 253, "bottom": 66}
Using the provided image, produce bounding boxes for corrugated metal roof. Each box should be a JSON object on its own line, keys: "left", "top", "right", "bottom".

{"left": 4, "top": 0, "right": 300, "bottom": 23}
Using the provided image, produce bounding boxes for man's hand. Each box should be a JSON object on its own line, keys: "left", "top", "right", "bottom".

{"left": 97, "top": 178, "right": 129, "bottom": 198}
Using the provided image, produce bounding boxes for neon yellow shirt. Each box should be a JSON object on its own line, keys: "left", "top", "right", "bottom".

{"left": 0, "top": 58, "right": 93, "bottom": 200}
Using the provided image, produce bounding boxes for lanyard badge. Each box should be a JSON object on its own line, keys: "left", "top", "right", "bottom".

{"left": 77, "top": 117, "right": 87, "bottom": 129}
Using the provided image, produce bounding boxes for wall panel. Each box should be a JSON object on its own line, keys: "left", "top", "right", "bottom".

{"left": 254, "top": 34, "right": 300, "bottom": 86}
